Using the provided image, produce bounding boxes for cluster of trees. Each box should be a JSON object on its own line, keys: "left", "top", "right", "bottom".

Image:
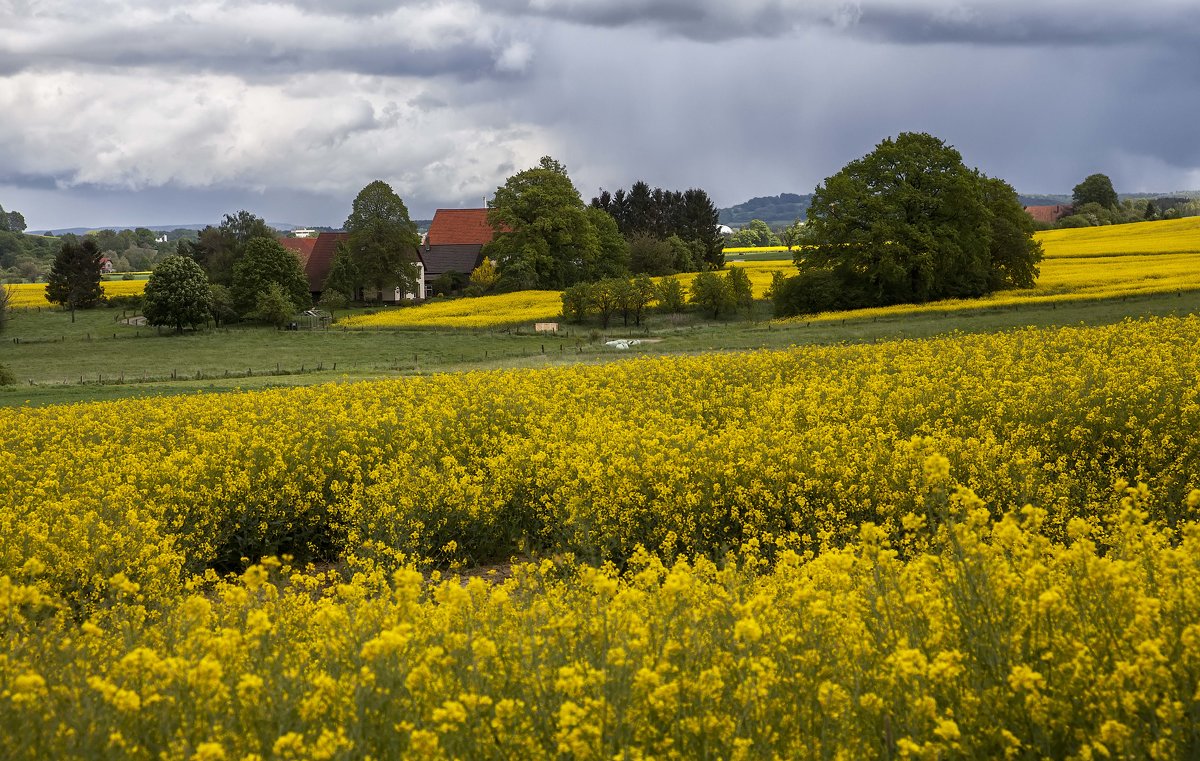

{"left": 1, "top": 201, "right": 61, "bottom": 281}
{"left": 561, "top": 267, "right": 754, "bottom": 327}
{"left": 1049, "top": 173, "right": 1200, "bottom": 228}
{"left": 774, "top": 132, "right": 1043, "bottom": 317}
{"left": 590, "top": 181, "right": 724, "bottom": 273}
{"left": 321, "top": 181, "right": 422, "bottom": 304}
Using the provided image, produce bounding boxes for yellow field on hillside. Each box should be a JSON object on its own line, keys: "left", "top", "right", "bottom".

{"left": 341, "top": 261, "right": 790, "bottom": 329}
{"left": 6, "top": 279, "right": 146, "bottom": 308}
{"left": 1037, "top": 215, "right": 1200, "bottom": 258}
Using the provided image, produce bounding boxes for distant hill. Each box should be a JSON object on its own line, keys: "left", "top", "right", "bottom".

{"left": 721, "top": 191, "right": 1200, "bottom": 230}
{"left": 719, "top": 194, "right": 811, "bottom": 229}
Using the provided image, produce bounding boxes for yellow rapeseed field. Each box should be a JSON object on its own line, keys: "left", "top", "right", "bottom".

{"left": 6, "top": 279, "right": 146, "bottom": 308}
{"left": 340, "top": 262, "right": 791, "bottom": 329}
{"left": 2, "top": 316, "right": 1200, "bottom": 756}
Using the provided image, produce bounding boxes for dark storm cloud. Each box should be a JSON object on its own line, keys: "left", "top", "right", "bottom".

{"left": 489, "top": 0, "right": 1200, "bottom": 47}
{"left": 0, "top": 1, "right": 524, "bottom": 80}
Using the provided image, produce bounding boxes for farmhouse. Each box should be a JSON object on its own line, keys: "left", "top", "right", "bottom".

{"left": 281, "top": 231, "right": 426, "bottom": 303}
{"left": 421, "top": 208, "right": 498, "bottom": 293}
{"left": 1024, "top": 204, "right": 1073, "bottom": 224}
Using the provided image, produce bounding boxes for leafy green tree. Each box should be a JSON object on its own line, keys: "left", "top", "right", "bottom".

{"left": 1144, "top": 201, "right": 1158, "bottom": 220}
{"left": 583, "top": 206, "right": 630, "bottom": 280}
{"left": 142, "top": 256, "right": 212, "bottom": 333}
{"left": 629, "top": 274, "right": 656, "bottom": 326}
{"left": 611, "top": 276, "right": 635, "bottom": 326}
{"left": 726, "top": 266, "right": 754, "bottom": 309}
{"left": 188, "top": 211, "right": 276, "bottom": 286}
{"left": 322, "top": 243, "right": 361, "bottom": 302}
{"left": 252, "top": 281, "right": 295, "bottom": 328}
{"left": 231, "top": 238, "right": 310, "bottom": 317}
{"left": 780, "top": 220, "right": 807, "bottom": 250}
{"left": 209, "top": 284, "right": 238, "bottom": 327}
{"left": 46, "top": 238, "right": 104, "bottom": 321}
{"left": 803, "top": 132, "right": 992, "bottom": 305}
{"left": 690, "top": 270, "right": 734, "bottom": 318}
{"left": 655, "top": 276, "right": 686, "bottom": 313}
{"left": 729, "top": 219, "right": 781, "bottom": 248}
{"left": 344, "top": 180, "right": 421, "bottom": 299}
{"left": 591, "top": 278, "right": 621, "bottom": 328}
{"left": 1072, "top": 173, "right": 1118, "bottom": 210}
{"left": 485, "top": 157, "right": 602, "bottom": 289}
{"left": 980, "top": 175, "right": 1043, "bottom": 289}
{"left": 629, "top": 234, "right": 677, "bottom": 276}
{"left": 665, "top": 235, "right": 696, "bottom": 272}
{"left": 561, "top": 281, "right": 593, "bottom": 323}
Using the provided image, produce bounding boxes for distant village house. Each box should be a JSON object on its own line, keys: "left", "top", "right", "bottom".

{"left": 1023, "top": 204, "right": 1073, "bottom": 224}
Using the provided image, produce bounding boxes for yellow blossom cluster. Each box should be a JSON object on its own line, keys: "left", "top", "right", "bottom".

{"left": 3, "top": 315, "right": 1200, "bottom": 607}
{"left": 6, "top": 279, "right": 147, "bottom": 309}
{"left": 3, "top": 497, "right": 1200, "bottom": 758}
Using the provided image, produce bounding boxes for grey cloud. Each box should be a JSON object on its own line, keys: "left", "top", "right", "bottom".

{"left": 0, "top": 2, "right": 525, "bottom": 81}
{"left": 488, "top": 1, "right": 1200, "bottom": 46}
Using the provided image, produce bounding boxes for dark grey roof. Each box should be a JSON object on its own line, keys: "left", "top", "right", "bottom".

{"left": 420, "top": 244, "right": 484, "bottom": 278}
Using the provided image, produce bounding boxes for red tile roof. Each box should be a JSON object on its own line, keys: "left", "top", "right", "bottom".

{"left": 304, "top": 232, "right": 348, "bottom": 294}
{"left": 426, "top": 208, "right": 498, "bottom": 246}
{"left": 1024, "top": 205, "right": 1073, "bottom": 224}
{"left": 279, "top": 237, "right": 317, "bottom": 270}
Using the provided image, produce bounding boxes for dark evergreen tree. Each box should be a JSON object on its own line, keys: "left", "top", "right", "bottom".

{"left": 45, "top": 238, "right": 104, "bottom": 322}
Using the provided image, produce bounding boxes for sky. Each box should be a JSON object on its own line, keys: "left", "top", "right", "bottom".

{"left": 1, "top": 0, "right": 1199, "bottom": 230}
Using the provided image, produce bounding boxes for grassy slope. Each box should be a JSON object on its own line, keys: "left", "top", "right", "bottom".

{"left": 5, "top": 288, "right": 1199, "bottom": 407}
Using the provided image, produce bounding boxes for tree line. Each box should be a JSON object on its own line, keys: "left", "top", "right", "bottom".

{"left": 561, "top": 267, "right": 754, "bottom": 328}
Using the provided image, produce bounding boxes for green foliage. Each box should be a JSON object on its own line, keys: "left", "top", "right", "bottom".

{"left": 590, "top": 278, "right": 622, "bottom": 328}
{"left": 486, "top": 157, "right": 607, "bottom": 289}
{"left": 0, "top": 362, "right": 14, "bottom": 386}
{"left": 142, "top": 255, "right": 213, "bottom": 333}
{"left": 46, "top": 238, "right": 104, "bottom": 319}
{"left": 1072, "top": 173, "right": 1119, "bottom": 210}
{"left": 429, "top": 271, "right": 469, "bottom": 297}
{"left": 729, "top": 219, "right": 782, "bottom": 248}
{"left": 655, "top": 276, "right": 687, "bottom": 314}
{"left": 981, "top": 176, "right": 1043, "bottom": 290}
{"left": 344, "top": 180, "right": 421, "bottom": 297}
{"left": 725, "top": 266, "right": 754, "bottom": 309}
{"left": 780, "top": 220, "right": 808, "bottom": 250}
{"left": 322, "top": 244, "right": 361, "bottom": 302}
{"left": 772, "top": 269, "right": 865, "bottom": 317}
{"left": 628, "top": 274, "right": 657, "bottom": 327}
{"left": 583, "top": 206, "right": 631, "bottom": 280}
{"left": 185, "top": 211, "right": 276, "bottom": 286}
{"left": 208, "top": 284, "right": 238, "bottom": 327}
{"left": 0, "top": 284, "right": 9, "bottom": 333}
{"left": 628, "top": 234, "right": 677, "bottom": 276}
{"left": 690, "top": 270, "right": 734, "bottom": 318}
{"left": 561, "top": 282, "right": 593, "bottom": 323}
{"left": 801, "top": 132, "right": 1039, "bottom": 311}
{"left": 592, "top": 184, "right": 723, "bottom": 271}
{"left": 252, "top": 282, "right": 296, "bottom": 328}
{"left": 231, "top": 238, "right": 311, "bottom": 317}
